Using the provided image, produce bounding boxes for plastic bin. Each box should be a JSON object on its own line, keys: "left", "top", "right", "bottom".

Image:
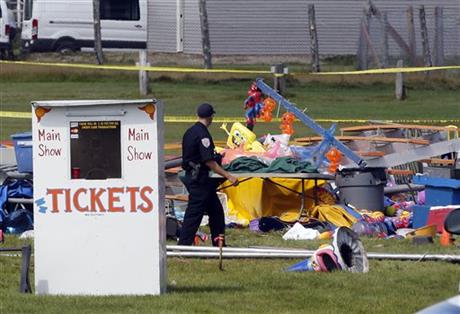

{"left": 412, "top": 205, "right": 456, "bottom": 232}
{"left": 336, "top": 167, "right": 387, "bottom": 212}
{"left": 412, "top": 176, "right": 460, "bottom": 206}
{"left": 11, "top": 132, "right": 33, "bottom": 173}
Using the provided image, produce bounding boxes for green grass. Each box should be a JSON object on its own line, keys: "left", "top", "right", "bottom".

{"left": 1, "top": 231, "right": 460, "bottom": 314}
{"left": 1, "top": 73, "right": 459, "bottom": 142}
{"left": 1, "top": 61, "right": 460, "bottom": 313}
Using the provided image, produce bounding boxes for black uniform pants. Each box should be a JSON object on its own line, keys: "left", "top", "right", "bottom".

{"left": 178, "top": 175, "right": 225, "bottom": 246}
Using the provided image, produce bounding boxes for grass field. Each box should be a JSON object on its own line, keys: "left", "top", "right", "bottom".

{"left": 1, "top": 56, "right": 460, "bottom": 313}
{"left": 1, "top": 231, "right": 460, "bottom": 314}
{"left": 1, "top": 62, "right": 460, "bottom": 142}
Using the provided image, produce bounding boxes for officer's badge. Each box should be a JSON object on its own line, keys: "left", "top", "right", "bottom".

{"left": 201, "top": 138, "right": 211, "bottom": 148}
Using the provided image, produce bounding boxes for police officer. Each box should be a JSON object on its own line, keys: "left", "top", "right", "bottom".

{"left": 178, "top": 103, "right": 238, "bottom": 246}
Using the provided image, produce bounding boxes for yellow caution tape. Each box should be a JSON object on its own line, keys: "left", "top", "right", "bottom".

{"left": 1, "top": 111, "right": 459, "bottom": 124}
{"left": 1, "top": 60, "right": 459, "bottom": 75}
{"left": 0, "top": 60, "right": 271, "bottom": 75}
{"left": 312, "top": 65, "right": 460, "bottom": 75}
{"left": 0, "top": 111, "right": 32, "bottom": 119}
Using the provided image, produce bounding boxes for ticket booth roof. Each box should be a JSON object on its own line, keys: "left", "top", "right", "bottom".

{"left": 32, "top": 99, "right": 155, "bottom": 108}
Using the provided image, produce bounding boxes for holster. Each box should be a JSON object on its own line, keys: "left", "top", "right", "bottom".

{"left": 188, "top": 161, "right": 201, "bottom": 182}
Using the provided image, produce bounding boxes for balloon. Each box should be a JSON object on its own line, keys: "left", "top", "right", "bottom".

{"left": 280, "top": 112, "right": 295, "bottom": 135}
{"left": 326, "top": 147, "right": 342, "bottom": 174}
{"left": 263, "top": 97, "right": 276, "bottom": 110}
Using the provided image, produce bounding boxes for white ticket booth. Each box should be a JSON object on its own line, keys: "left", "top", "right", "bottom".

{"left": 32, "top": 99, "right": 166, "bottom": 295}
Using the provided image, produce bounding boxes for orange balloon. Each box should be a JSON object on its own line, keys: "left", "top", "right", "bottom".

{"left": 281, "top": 124, "right": 294, "bottom": 135}
{"left": 326, "top": 147, "right": 342, "bottom": 163}
{"left": 282, "top": 112, "right": 295, "bottom": 123}
{"left": 263, "top": 98, "right": 276, "bottom": 110}
{"left": 264, "top": 112, "right": 273, "bottom": 122}
{"left": 328, "top": 165, "right": 338, "bottom": 173}
{"left": 326, "top": 147, "right": 342, "bottom": 173}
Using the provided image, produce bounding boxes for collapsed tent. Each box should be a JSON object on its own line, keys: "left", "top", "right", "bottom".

{"left": 221, "top": 177, "right": 327, "bottom": 225}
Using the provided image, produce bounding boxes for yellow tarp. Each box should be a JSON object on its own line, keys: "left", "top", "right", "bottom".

{"left": 309, "top": 205, "right": 358, "bottom": 228}
{"left": 220, "top": 178, "right": 326, "bottom": 226}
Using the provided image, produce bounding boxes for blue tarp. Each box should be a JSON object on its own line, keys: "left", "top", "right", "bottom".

{"left": 413, "top": 175, "right": 460, "bottom": 189}
{"left": 0, "top": 178, "right": 33, "bottom": 234}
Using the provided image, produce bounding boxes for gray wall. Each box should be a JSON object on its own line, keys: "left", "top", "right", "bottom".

{"left": 148, "top": 0, "right": 460, "bottom": 57}
{"left": 147, "top": 0, "right": 177, "bottom": 53}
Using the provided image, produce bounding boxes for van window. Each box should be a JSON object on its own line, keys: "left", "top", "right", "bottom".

{"left": 24, "top": 0, "right": 33, "bottom": 20}
{"left": 100, "top": 0, "right": 140, "bottom": 21}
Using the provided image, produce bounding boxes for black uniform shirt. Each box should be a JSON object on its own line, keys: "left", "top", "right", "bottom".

{"left": 182, "top": 122, "right": 215, "bottom": 172}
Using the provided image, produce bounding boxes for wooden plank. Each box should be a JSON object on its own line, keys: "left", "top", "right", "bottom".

{"left": 0, "top": 140, "right": 13, "bottom": 147}
{"left": 92, "top": 0, "right": 105, "bottom": 64}
{"left": 340, "top": 124, "right": 453, "bottom": 133}
{"left": 138, "top": 50, "right": 150, "bottom": 96}
{"left": 406, "top": 6, "right": 417, "bottom": 66}
{"left": 380, "top": 12, "right": 389, "bottom": 68}
{"left": 295, "top": 136, "right": 430, "bottom": 145}
{"left": 361, "top": 17, "right": 381, "bottom": 67}
{"left": 419, "top": 6, "right": 433, "bottom": 67}
{"left": 421, "top": 158, "right": 455, "bottom": 165}
{"left": 386, "top": 23, "right": 411, "bottom": 56}
{"left": 357, "top": 8, "right": 371, "bottom": 70}
{"left": 308, "top": 4, "right": 320, "bottom": 73}
{"left": 165, "top": 154, "right": 180, "bottom": 160}
{"left": 356, "top": 151, "right": 385, "bottom": 157}
{"left": 165, "top": 167, "right": 182, "bottom": 174}
{"left": 272, "top": 63, "right": 286, "bottom": 95}
{"left": 164, "top": 143, "right": 182, "bottom": 150}
{"left": 395, "top": 59, "right": 406, "bottom": 100}
{"left": 434, "top": 7, "right": 445, "bottom": 66}
{"left": 387, "top": 169, "right": 415, "bottom": 176}
{"left": 164, "top": 140, "right": 227, "bottom": 151}
{"left": 369, "top": 2, "right": 411, "bottom": 56}
{"left": 166, "top": 194, "right": 189, "bottom": 202}
{"left": 199, "top": 0, "right": 212, "bottom": 69}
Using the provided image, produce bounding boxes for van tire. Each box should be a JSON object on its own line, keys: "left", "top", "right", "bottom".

{"left": 55, "top": 39, "right": 79, "bottom": 53}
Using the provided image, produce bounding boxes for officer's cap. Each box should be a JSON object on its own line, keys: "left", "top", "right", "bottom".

{"left": 197, "top": 103, "right": 216, "bottom": 118}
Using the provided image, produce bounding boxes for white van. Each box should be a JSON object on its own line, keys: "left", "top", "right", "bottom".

{"left": 0, "top": 0, "right": 14, "bottom": 53}
{"left": 21, "top": 0, "right": 147, "bottom": 53}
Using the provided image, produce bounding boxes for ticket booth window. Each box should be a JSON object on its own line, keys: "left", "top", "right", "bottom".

{"left": 70, "top": 121, "right": 121, "bottom": 179}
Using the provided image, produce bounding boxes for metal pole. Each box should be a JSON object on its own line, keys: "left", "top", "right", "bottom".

{"left": 167, "top": 245, "right": 315, "bottom": 254}
{"left": 166, "top": 246, "right": 460, "bottom": 262}
{"left": 255, "top": 79, "right": 366, "bottom": 167}
{"left": 299, "top": 178, "right": 305, "bottom": 218}
{"left": 168, "top": 251, "right": 311, "bottom": 259}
